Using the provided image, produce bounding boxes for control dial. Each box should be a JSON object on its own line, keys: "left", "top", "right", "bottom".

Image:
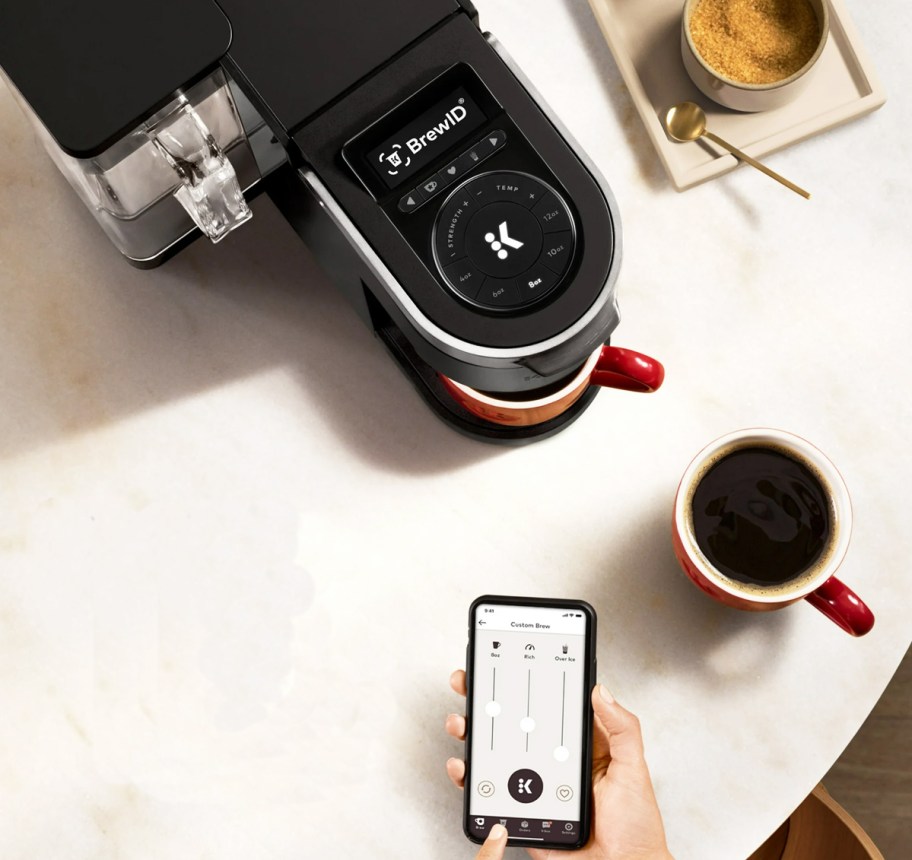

{"left": 433, "top": 171, "right": 577, "bottom": 311}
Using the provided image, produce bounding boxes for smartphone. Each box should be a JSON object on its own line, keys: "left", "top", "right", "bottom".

{"left": 463, "top": 595, "right": 597, "bottom": 849}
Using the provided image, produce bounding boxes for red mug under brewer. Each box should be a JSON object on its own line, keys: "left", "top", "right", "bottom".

{"left": 672, "top": 429, "right": 874, "bottom": 636}
{"left": 440, "top": 344, "right": 664, "bottom": 427}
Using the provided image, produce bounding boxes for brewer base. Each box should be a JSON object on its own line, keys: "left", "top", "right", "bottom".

{"left": 376, "top": 322, "right": 601, "bottom": 445}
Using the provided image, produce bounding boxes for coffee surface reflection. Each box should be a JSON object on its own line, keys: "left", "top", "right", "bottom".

{"left": 692, "top": 447, "right": 830, "bottom": 587}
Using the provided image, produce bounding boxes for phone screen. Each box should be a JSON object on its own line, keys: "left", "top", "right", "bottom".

{"left": 465, "top": 598, "right": 594, "bottom": 847}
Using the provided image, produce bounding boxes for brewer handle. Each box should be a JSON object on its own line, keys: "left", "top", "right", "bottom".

{"left": 805, "top": 576, "right": 875, "bottom": 637}
{"left": 151, "top": 102, "right": 252, "bottom": 243}
{"left": 590, "top": 346, "right": 665, "bottom": 393}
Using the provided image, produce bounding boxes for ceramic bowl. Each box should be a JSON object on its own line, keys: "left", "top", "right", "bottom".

{"left": 681, "top": 0, "right": 829, "bottom": 112}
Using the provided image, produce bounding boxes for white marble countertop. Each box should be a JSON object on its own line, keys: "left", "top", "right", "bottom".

{"left": 1, "top": 2, "right": 910, "bottom": 858}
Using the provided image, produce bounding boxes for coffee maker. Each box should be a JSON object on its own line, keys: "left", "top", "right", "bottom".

{"left": 0, "top": 0, "right": 663, "bottom": 443}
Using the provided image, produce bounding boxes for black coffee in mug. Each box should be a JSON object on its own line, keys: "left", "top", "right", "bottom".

{"left": 691, "top": 446, "right": 831, "bottom": 587}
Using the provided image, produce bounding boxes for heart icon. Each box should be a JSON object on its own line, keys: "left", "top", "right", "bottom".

{"left": 447, "top": 166, "right": 456, "bottom": 175}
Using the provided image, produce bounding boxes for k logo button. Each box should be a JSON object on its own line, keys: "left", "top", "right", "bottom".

{"left": 508, "top": 768, "right": 543, "bottom": 803}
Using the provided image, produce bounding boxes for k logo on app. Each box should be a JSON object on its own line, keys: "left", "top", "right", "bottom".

{"left": 508, "top": 768, "right": 543, "bottom": 803}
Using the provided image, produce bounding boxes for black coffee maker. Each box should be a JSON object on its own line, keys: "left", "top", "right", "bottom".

{"left": 0, "top": 0, "right": 663, "bottom": 443}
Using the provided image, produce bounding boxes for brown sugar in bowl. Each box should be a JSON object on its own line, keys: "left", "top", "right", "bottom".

{"left": 681, "top": 0, "right": 829, "bottom": 112}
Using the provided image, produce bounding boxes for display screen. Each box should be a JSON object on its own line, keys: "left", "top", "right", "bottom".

{"left": 366, "top": 86, "right": 486, "bottom": 189}
{"left": 467, "top": 602, "right": 590, "bottom": 845}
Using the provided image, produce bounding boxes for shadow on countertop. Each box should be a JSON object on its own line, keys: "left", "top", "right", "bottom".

{"left": 581, "top": 504, "right": 793, "bottom": 694}
{"left": 561, "top": 0, "right": 668, "bottom": 192}
{"left": 0, "top": 160, "right": 502, "bottom": 475}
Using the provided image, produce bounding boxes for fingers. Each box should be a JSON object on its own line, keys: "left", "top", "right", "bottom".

{"left": 475, "top": 824, "right": 508, "bottom": 860}
{"left": 591, "top": 684, "right": 647, "bottom": 768}
{"left": 450, "top": 669, "right": 467, "bottom": 697}
{"left": 445, "top": 756, "right": 465, "bottom": 788}
{"left": 447, "top": 671, "right": 468, "bottom": 791}
{"left": 445, "top": 712, "right": 467, "bottom": 740}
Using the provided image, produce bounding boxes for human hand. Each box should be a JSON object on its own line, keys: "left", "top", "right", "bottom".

{"left": 446, "top": 670, "right": 673, "bottom": 860}
{"left": 474, "top": 823, "right": 509, "bottom": 860}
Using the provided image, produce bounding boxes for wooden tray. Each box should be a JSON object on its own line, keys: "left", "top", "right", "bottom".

{"left": 587, "top": 0, "right": 886, "bottom": 190}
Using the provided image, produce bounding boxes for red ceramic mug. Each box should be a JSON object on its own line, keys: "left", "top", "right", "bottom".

{"left": 440, "top": 345, "right": 664, "bottom": 428}
{"left": 672, "top": 429, "right": 874, "bottom": 636}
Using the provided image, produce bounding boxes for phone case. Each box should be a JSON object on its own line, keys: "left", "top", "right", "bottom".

{"left": 463, "top": 594, "right": 597, "bottom": 849}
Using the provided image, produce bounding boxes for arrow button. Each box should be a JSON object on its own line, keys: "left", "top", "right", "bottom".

{"left": 484, "top": 129, "right": 507, "bottom": 154}
{"left": 397, "top": 187, "right": 425, "bottom": 213}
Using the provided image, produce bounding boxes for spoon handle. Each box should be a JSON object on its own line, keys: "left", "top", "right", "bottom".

{"left": 703, "top": 130, "right": 810, "bottom": 199}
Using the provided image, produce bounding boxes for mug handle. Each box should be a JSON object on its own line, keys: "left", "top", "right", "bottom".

{"left": 590, "top": 346, "right": 665, "bottom": 393}
{"left": 804, "top": 576, "right": 875, "bottom": 637}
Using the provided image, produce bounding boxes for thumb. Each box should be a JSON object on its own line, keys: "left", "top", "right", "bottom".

{"left": 591, "top": 684, "right": 647, "bottom": 768}
{"left": 475, "top": 823, "right": 508, "bottom": 860}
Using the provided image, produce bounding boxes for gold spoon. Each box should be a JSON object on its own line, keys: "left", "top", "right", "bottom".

{"left": 664, "top": 102, "right": 810, "bottom": 199}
